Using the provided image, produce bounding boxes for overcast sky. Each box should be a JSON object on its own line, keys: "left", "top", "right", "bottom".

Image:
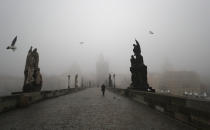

{"left": 0, "top": 0, "right": 210, "bottom": 77}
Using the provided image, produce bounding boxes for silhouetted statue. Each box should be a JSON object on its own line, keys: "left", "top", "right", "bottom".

{"left": 75, "top": 74, "right": 78, "bottom": 88}
{"left": 113, "top": 74, "right": 116, "bottom": 88}
{"left": 108, "top": 73, "right": 113, "bottom": 87}
{"left": 81, "top": 77, "right": 84, "bottom": 88}
{"left": 23, "top": 47, "right": 42, "bottom": 92}
{"left": 130, "top": 39, "right": 155, "bottom": 92}
{"left": 33, "top": 48, "right": 39, "bottom": 68}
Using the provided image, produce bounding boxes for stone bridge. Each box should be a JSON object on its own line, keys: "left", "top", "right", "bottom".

{"left": 0, "top": 88, "right": 196, "bottom": 130}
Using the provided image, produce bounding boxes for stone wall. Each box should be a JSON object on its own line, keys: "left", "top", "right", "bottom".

{"left": 0, "top": 88, "right": 85, "bottom": 113}
{"left": 108, "top": 88, "right": 210, "bottom": 130}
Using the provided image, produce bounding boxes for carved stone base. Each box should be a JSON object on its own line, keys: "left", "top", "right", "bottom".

{"left": 130, "top": 86, "right": 155, "bottom": 92}
{"left": 130, "top": 64, "right": 151, "bottom": 91}
{"left": 23, "top": 84, "right": 42, "bottom": 92}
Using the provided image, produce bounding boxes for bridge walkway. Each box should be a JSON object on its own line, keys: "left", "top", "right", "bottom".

{"left": 0, "top": 88, "right": 195, "bottom": 130}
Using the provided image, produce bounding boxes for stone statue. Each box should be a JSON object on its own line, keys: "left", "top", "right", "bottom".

{"left": 133, "top": 39, "right": 141, "bottom": 56}
{"left": 23, "top": 47, "right": 42, "bottom": 92}
{"left": 130, "top": 39, "right": 155, "bottom": 92}
{"left": 32, "top": 48, "right": 39, "bottom": 68}
{"left": 81, "top": 77, "right": 84, "bottom": 88}
{"left": 75, "top": 74, "right": 78, "bottom": 88}
{"left": 108, "top": 73, "right": 113, "bottom": 87}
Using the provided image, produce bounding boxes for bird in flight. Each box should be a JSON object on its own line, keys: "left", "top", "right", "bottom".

{"left": 6, "top": 36, "right": 17, "bottom": 51}
{"left": 80, "top": 42, "right": 84, "bottom": 45}
{"left": 149, "top": 30, "right": 154, "bottom": 35}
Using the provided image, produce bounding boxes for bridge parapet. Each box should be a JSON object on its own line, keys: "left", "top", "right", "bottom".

{"left": 0, "top": 88, "right": 85, "bottom": 114}
{"left": 108, "top": 88, "right": 210, "bottom": 130}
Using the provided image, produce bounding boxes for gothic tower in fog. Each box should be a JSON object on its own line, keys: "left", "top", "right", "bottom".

{"left": 96, "top": 54, "right": 109, "bottom": 86}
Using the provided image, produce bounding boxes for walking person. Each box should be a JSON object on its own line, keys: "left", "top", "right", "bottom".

{"left": 101, "top": 84, "right": 106, "bottom": 96}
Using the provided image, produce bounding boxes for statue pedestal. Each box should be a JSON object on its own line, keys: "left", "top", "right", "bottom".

{"left": 23, "top": 84, "right": 42, "bottom": 92}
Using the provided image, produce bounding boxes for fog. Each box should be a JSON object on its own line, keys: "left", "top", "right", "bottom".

{"left": 0, "top": 0, "right": 210, "bottom": 93}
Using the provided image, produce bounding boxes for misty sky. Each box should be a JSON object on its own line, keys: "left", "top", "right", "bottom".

{"left": 0, "top": 0, "right": 210, "bottom": 77}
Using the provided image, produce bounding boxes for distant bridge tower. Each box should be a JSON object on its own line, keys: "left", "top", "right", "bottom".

{"left": 96, "top": 54, "right": 109, "bottom": 86}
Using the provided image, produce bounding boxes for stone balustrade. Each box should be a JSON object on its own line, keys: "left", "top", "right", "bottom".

{"left": 108, "top": 88, "right": 210, "bottom": 130}
{"left": 0, "top": 88, "right": 85, "bottom": 113}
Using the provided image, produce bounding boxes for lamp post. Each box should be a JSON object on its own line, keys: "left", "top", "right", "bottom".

{"left": 67, "top": 75, "right": 71, "bottom": 89}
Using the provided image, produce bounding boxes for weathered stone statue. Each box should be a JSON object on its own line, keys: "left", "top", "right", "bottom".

{"left": 130, "top": 39, "right": 155, "bottom": 92}
{"left": 23, "top": 47, "right": 42, "bottom": 92}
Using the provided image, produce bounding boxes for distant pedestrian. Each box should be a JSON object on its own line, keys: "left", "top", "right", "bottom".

{"left": 101, "top": 84, "right": 106, "bottom": 96}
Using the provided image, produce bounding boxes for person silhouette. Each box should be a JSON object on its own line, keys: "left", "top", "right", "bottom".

{"left": 101, "top": 84, "right": 106, "bottom": 96}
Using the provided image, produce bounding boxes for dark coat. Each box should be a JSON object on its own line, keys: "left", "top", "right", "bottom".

{"left": 101, "top": 85, "right": 105, "bottom": 91}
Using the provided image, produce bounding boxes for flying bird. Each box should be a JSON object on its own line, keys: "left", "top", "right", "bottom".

{"left": 80, "top": 42, "right": 84, "bottom": 45}
{"left": 149, "top": 30, "right": 154, "bottom": 35}
{"left": 6, "top": 36, "right": 17, "bottom": 51}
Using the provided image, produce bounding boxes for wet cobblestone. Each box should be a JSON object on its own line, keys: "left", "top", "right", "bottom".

{"left": 0, "top": 88, "right": 195, "bottom": 130}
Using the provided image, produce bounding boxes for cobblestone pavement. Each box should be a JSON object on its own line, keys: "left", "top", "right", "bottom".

{"left": 0, "top": 88, "right": 195, "bottom": 130}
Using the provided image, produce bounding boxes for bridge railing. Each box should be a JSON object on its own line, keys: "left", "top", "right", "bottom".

{"left": 108, "top": 88, "right": 210, "bottom": 129}
{"left": 0, "top": 88, "right": 85, "bottom": 114}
